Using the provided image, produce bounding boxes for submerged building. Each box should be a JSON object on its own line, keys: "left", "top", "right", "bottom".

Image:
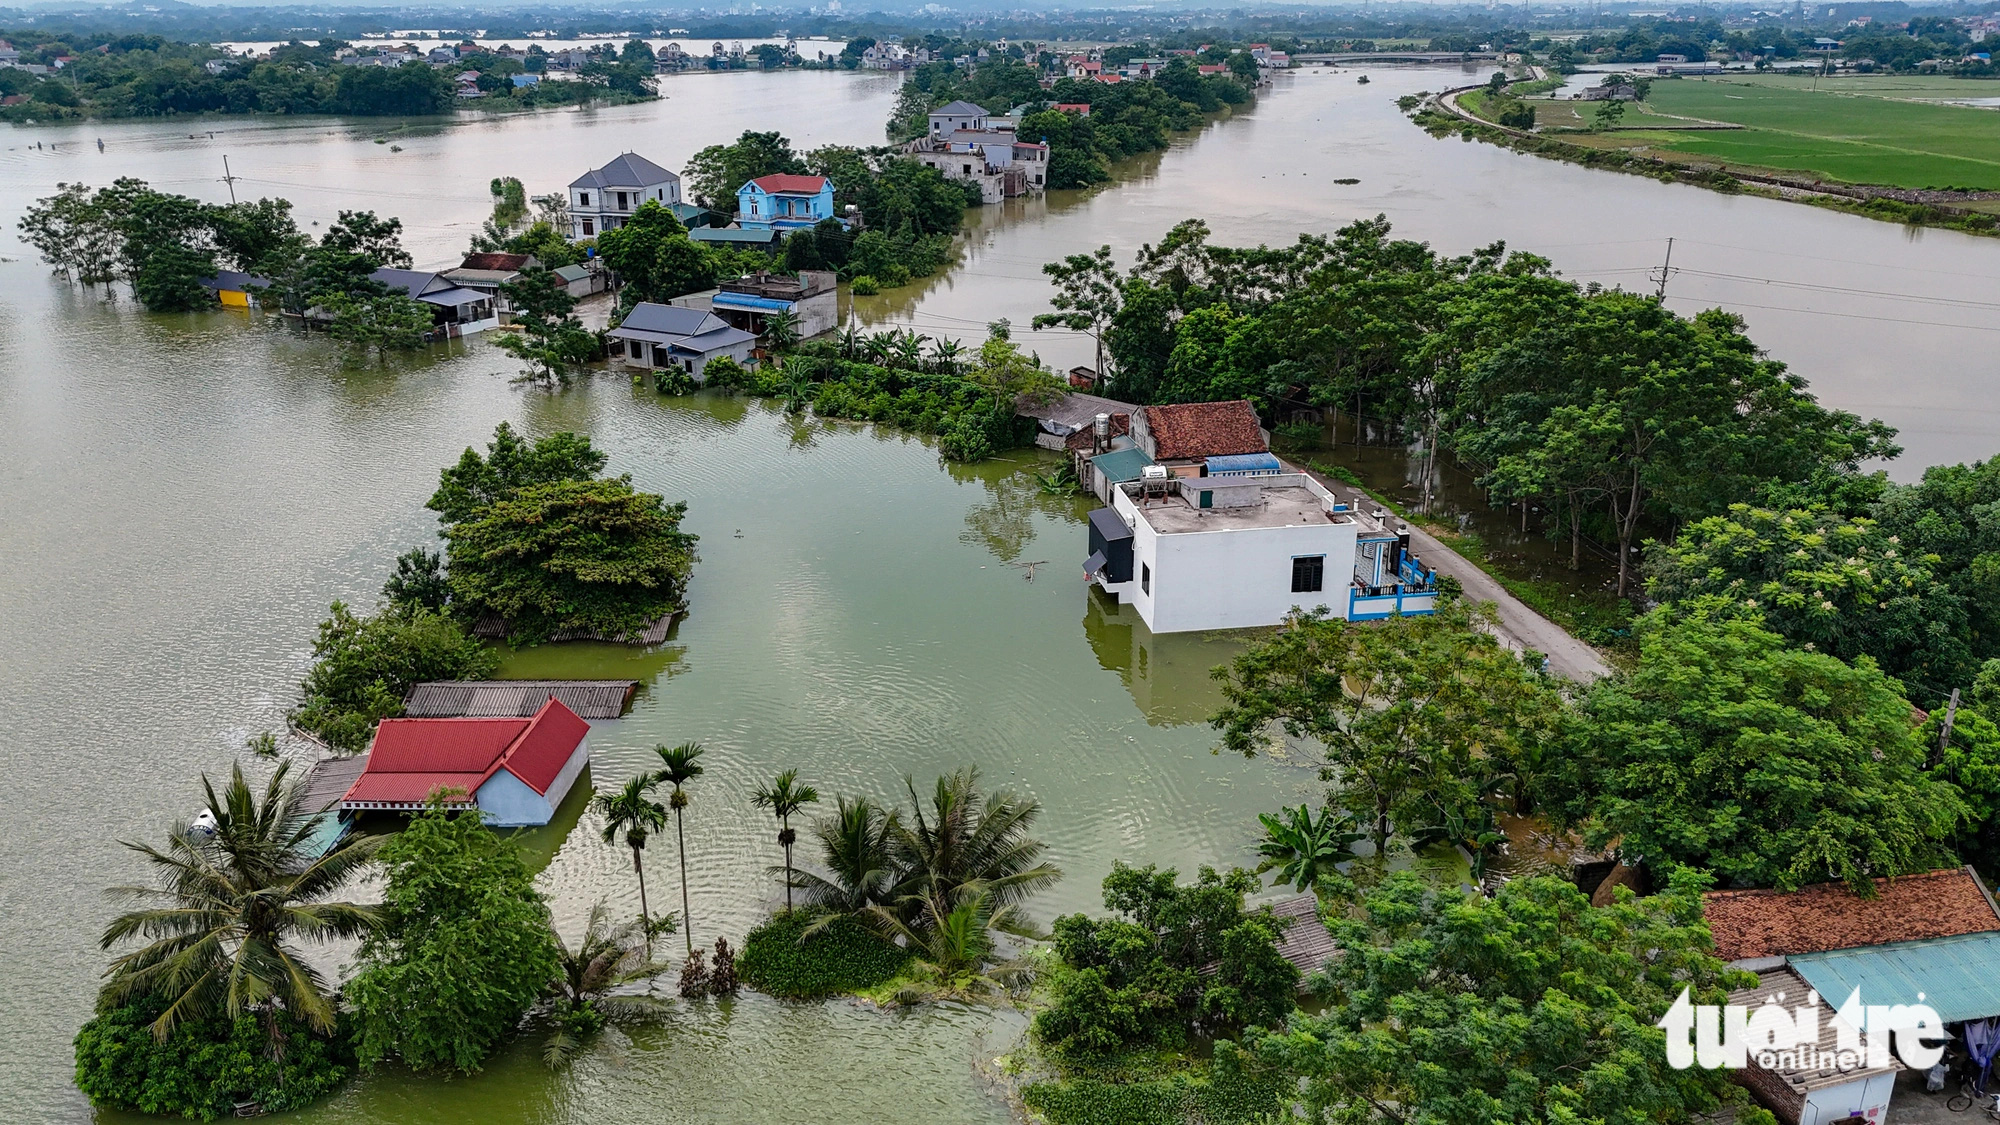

{"left": 1084, "top": 470, "right": 1438, "bottom": 633}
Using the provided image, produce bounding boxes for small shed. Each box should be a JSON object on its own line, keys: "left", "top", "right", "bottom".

{"left": 1204, "top": 452, "right": 1284, "bottom": 478}
{"left": 1265, "top": 893, "right": 1339, "bottom": 978}
{"left": 404, "top": 679, "right": 639, "bottom": 719}
{"left": 553, "top": 263, "right": 604, "bottom": 298}
{"left": 1086, "top": 446, "right": 1155, "bottom": 504}
{"left": 1729, "top": 965, "right": 1901, "bottom": 1125}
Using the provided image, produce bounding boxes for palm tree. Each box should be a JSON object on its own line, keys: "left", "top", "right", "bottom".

{"left": 98, "top": 761, "right": 382, "bottom": 1042}
{"left": 866, "top": 882, "right": 1034, "bottom": 1004}
{"left": 592, "top": 776, "right": 669, "bottom": 945}
{"left": 762, "top": 309, "right": 802, "bottom": 353}
{"left": 751, "top": 769, "right": 819, "bottom": 912}
{"left": 889, "top": 768, "right": 1061, "bottom": 918}
{"left": 652, "top": 742, "right": 705, "bottom": 955}
{"left": 1256, "top": 804, "right": 1364, "bottom": 893}
{"left": 542, "top": 901, "right": 672, "bottom": 1068}
{"left": 789, "top": 795, "right": 898, "bottom": 933}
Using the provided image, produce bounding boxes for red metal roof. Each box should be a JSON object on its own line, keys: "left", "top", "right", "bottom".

{"left": 746, "top": 174, "right": 830, "bottom": 195}
{"left": 1142, "top": 400, "right": 1267, "bottom": 460}
{"left": 343, "top": 698, "right": 587, "bottom": 806}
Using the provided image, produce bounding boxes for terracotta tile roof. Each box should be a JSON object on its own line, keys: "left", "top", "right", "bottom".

{"left": 459, "top": 252, "right": 531, "bottom": 271}
{"left": 1703, "top": 867, "right": 2000, "bottom": 962}
{"left": 746, "top": 174, "right": 830, "bottom": 195}
{"left": 1142, "top": 400, "right": 1266, "bottom": 460}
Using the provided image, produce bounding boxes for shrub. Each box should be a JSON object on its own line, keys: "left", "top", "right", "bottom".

{"left": 1021, "top": 1051, "right": 1284, "bottom": 1125}
{"left": 701, "top": 355, "right": 749, "bottom": 389}
{"left": 74, "top": 998, "right": 354, "bottom": 1121}
{"left": 290, "top": 602, "right": 498, "bottom": 752}
{"left": 848, "top": 275, "right": 880, "bottom": 295}
{"left": 737, "top": 909, "right": 911, "bottom": 999}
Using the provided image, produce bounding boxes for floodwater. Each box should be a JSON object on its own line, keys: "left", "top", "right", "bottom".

{"left": 2, "top": 63, "right": 1997, "bottom": 1123}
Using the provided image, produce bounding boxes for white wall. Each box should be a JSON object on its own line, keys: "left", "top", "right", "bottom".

{"left": 1106, "top": 488, "right": 1360, "bottom": 633}
{"left": 1801, "top": 1072, "right": 1893, "bottom": 1125}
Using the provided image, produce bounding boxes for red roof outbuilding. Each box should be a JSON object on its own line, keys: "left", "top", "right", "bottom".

{"left": 1140, "top": 400, "right": 1268, "bottom": 461}
{"left": 343, "top": 697, "right": 588, "bottom": 808}
{"left": 1702, "top": 867, "right": 2000, "bottom": 962}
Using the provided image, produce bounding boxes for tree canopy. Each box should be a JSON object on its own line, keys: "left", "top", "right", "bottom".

{"left": 1544, "top": 600, "right": 1967, "bottom": 892}
{"left": 289, "top": 602, "right": 498, "bottom": 752}
{"left": 347, "top": 798, "right": 560, "bottom": 1075}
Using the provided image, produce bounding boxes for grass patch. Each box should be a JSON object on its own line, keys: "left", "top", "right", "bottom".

{"left": 1642, "top": 79, "right": 2000, "bottom": 189}
{"left": 1021, "top": 1059, "right": 1286, "bottom": 1125}
{"left": 736, "top": 909, "right": 911, "bottom": 1000}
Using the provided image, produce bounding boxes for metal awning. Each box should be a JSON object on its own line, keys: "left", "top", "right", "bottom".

{"left": 1091, "top": 447, "right": 1155, "bottom": 485}
{"left": 1791, "top": 931, "right": 2000, "bottom": 1023}
{"left": 712, "top": 292, "right": 794, "bottom": 311}
{"left": 1083, "top": 549, "right": 1107, "bottom": 576}
{"left": 1088, "top": 507, "right": 1133, "bottom": 543}
{"left": 417, "top": 286, "right": 489, "bottom": 307}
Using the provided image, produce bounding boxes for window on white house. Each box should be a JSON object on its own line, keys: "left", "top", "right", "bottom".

{"left": 579, "top": 192, "right": 590, "bottom": 207}
{"left": 1292, "top": 555, "right": 1325, "bottom": 594}
{"left": 1141, "top": 563, "right": 1151, "bottom": 595}
{"left": 582, "top": 218, "right": 594, "bottom": 235}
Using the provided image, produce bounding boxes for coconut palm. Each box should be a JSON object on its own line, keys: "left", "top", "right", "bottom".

{"left": 541, "top": 900, "right": 673, "bottom": 1068}
{"left": 867, "top": 882, "right": 1035, "bottom": 1004}
{"left": 651, "top": 741, "right": 705, "bottom": 955}
{"left": 889, "top": 767, "right": 1061, "bottom": 918}
{"left": 98, "top": 761, "right": 382, "bottom": 1042}
{"left": 592, "top": 776, "right": 669, "bottom": 945}
{"left": 1256, "top": 804, "right": 1364, "bottom": 894}
{"left": 751, "top": 769, "right": 819, "bottom": 912}
{"left": 762, "top": 309, "right": 802, "bottom": 352}
{"left": 788, "top": 795, "right": 898, "bottom": 932}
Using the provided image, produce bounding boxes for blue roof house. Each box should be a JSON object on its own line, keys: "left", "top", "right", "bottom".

{"left": 736, "top": 174, "right": 839, "bottom": 231}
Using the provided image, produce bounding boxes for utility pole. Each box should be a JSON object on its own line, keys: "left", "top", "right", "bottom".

{"left": 220, "top": 155, "right": 240, "bottom": 203}
{"left": 1935, "top": 687, "right": 1962, "bottom": 765}
{"left": 1650, "top": 237, "right": 1677, "bottom": 299}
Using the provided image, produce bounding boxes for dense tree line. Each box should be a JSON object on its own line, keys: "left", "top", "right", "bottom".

{"left": 0, "top": 32, "right": 657, "bottom": 122}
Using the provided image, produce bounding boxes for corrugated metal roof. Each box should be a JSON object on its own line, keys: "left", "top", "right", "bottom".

{"left": 1091, "top": 446, "right": 1155, "bottom": 484}
{"left": 1791, "top": 931, "right": 2000, "bottom": 1023}
{"left": 1729, "top": 966, "right": 1901, "bottom": 1092}
{"left": 297, "top": 754, "right": 369, "bottom": 814}
{"left": 404, "top": 680, "right": 638, "bottom": 719}
{"left": 1266, "top": 893, "right": 1340, "bottom": 976}
{"left": 1206, "top": 452, "right": 1284, "bottom": 474}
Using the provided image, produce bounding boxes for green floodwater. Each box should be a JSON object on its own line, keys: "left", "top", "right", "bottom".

{"left": 5, "top": 62, "right": 2000, "bottom": 1125}
{"left": 0, "top": 292, "right": 1317, "bottom": 1122}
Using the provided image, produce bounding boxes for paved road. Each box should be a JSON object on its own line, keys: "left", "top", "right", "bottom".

{"left": 1290, "top": 461, "right": 1615, "bottom": 683}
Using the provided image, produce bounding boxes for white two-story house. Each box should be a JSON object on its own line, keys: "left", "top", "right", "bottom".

{"left": 569, "top": 153, "right": 683, "bottom": 240}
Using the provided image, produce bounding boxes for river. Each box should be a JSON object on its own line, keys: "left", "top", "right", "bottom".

{"left": 0, "top": 64, "right": 1994, "bottom": 1123}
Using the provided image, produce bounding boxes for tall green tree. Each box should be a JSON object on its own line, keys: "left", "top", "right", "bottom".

{"left": 290, "top": 601, "right": 498, "bottom": 752}
{"left": 683, "top": 130, "right": 803, "bottom": 210}
{"left": 792, "top": 795, "right": 900, "bottom": 925}
{"left": 442, "top": 477, "right": 699, "bottom": 645}
{"left": 592, "top": 775, "right": 669, "bottom": 943}
{"left": 1033, "top": 244, "right": 1121, "bottom": 381}
{"left": 347, "top": 796, "right": 560, "bottom": 1075}
{"left": 1236, "top": 870, "right": 1749, "bottom": 1125}
{"left": 1647, "top": 503, "right": 1975, "bottom": 705}
{"left": 652, "top": 742, "right": 706, "bottom": 954}
{"left": 427, "top": 422, "right": 607, "bottom": 527}
{"left": 1212, "top": 602, "right": 1560, "bottom": 858}
{"left": 888, "top": 767, "right": 1062, "bottom": 919}
{"left": 752, "top": 769, "right": 820, "bottom": 912}
{"left": 495, "top": 268, "right": 595, "bottom": 383}
{"left": 323, "top": 290, "right": 433, "bottom": 357}
{"left": 1875, "top": 457, "right": 2000, "bottom": 661}
{"left": 95, "top": 761, "right": 382, "bottom": 1041}
{"left": 1545, "top": 599, "right": 1968, "bottom": 892}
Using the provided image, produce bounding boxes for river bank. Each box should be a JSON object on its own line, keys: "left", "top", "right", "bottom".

{"left": 1426, "top": 79, "right": 2000, "bottom": 236}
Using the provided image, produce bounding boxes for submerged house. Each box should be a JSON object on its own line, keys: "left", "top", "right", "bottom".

{"left": 340, "top": 696, "right": 591, "bottom": 827}
{"left": 1086, "top": 470, "right": 1438, "bottom": 632}
{"left": 368, "top": 267, "right": 498, "bottom": 336}
{"left": 199, "top": 269, "right": 274, "bottom": 309}
{"left": 700, "top": 270, "right": 839, "bottom": 339}
{"left": 605, "top": 301, "right": 757, "bottom": 381}
{"left": 1704, "top": 868, "right": 2000, "bottom": 1125}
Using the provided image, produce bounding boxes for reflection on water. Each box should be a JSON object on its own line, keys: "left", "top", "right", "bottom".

{"left": 1080, "top": 587, "right": 1259, "bottom": 729}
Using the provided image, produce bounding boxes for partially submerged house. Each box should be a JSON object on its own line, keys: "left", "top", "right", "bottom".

{"left": 369, "top": 267, "right": 498, "bottom": 336}
{"left": 605, "top": 301, "right": 757, "bottom": 381}
{"left": 706, "top": 270, "right": 839, "bottom": 340}
{"left": 569, "top": 152, "right": 684, "bottom": 239}
{"left": 443, "top": 251, "right": 539, "bottom": 318}
{"left": 339, "top": 696, "right": 591, "bottom": 827}
{"left": 199, "top": 269, "right": 273, "bottom": 309}
{"left": 1704, "top": 868, "right": 2000, "bottom": 1125}
{"left": 1085, "top": 470, "right": 1438, "bottom": 632}
{"left": 905, "top": 100, "right": 1050, "bottom": 202}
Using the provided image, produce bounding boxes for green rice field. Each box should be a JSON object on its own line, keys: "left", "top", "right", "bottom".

{"left": 1636, "top": 78, "right": 2000, "bottom": 189}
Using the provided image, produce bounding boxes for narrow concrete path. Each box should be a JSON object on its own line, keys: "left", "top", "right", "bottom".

{"left": 1289, "top": 461, "right": 1615, "bottom": 683}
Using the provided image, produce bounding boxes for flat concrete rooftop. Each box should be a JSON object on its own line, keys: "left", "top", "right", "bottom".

{"left": 1135, "top": 485, "right": 1352, "bottom": 534}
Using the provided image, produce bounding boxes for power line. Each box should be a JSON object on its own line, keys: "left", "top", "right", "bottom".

{"left": 1662, "top": 293, "right": 2000, "bottom": 333}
